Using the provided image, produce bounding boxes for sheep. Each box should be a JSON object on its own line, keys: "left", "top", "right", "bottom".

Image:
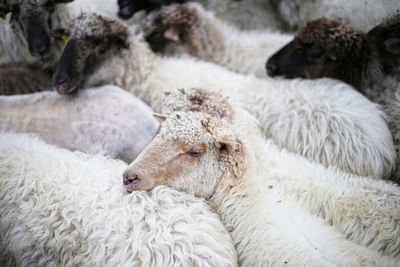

{"left": 267, "top": 15, "right": 400, "bottom": 182}
{"left": 0, "top": 85, "right": 159, "bottom": 163}
{"left": 270, "top": 0, "right": 400, "bottom": 32}
{"left": 123, "top": 92, "right": 400, "bottom": 264}
{"left": 161, "top": 87, "right": 400, "bottom": 259}
{"left": 0, "top": 0, "right": 118, "bottom": 67}
{"left": 0, "top": 61, "right": 52, "bottom": 95}
{"left": 0, "top": 132, "right": 237, "bottom": 266}
{"left": 52, "top": 13, "right": 396, "bottom": 179}
{"left": 140, "top": 2, "right": 293, "bottom": 78}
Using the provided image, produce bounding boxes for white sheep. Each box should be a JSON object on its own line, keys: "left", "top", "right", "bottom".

{"left": 272, "top": 0, "right": 400, "bottom": 32}
{"left": 123, "top": 93, "right": 400, "bottom": 264}
{"left": 0, "top": 131, "right": 238, "bottom": 266}
{"left": 0, "top": 85, "right": 159, "bottom": 163}
{"left": 141, "top": 2, "right": 293, "bottom": 78}
{"left": 160, "top": 87, "right": 400, "bottom": 259}
{"left": 53, "top": 13, "right": 395, "bottom": 179}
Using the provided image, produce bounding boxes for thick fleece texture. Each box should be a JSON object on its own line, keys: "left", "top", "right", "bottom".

{"left": 0, "top": 85, "right": 158, "bottom": 163}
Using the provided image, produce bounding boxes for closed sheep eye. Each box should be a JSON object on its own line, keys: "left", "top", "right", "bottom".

{"left": 186, "top": 149, "right": 204, "bottom": 157}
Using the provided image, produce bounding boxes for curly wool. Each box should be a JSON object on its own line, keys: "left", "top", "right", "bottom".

{"left": 0, "top": 132, "right": 238, "bottom": 266}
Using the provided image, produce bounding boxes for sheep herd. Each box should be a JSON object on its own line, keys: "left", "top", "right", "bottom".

{"left": 0, "top": 0, "right": 400, "bottom": 266}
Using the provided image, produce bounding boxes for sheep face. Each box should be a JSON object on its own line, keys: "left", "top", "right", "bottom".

{"left": 141, "top": 3, "right": 198, "bottom": 53}
{"left": 123, "top": 111, "right": 243, "bottom": 199}
{"left": 0, "top": 0, "right": 74, "bottom": 59}
{"left": 266, "top": 18, "right": 363, "bottom": 80}
{"left": 52, "top": 13, "right": 129, "bottom": 94}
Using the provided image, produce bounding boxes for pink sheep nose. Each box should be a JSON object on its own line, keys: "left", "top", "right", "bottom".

{"left": 123, "top": 171, "right": 140, "bottom": 188}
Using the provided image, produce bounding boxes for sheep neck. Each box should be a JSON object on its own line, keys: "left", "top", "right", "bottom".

{"left": 329, "top": 34, "right": 379, "bottom": 93}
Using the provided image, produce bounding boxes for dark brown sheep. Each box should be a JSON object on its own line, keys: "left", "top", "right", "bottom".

{"left": 266, "top": 14, "right": 400, "bottom": 94}
{"left": 0, "top": 61, "right": 52, "bottom": 95}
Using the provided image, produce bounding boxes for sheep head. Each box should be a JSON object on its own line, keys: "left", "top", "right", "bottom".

{"left": 52, "top": 13, "right": 129, "bottom": 94}
{"left": 0, "top": 0, "right": 74, "bottom": 59}
{"left": 367, "top": 13, "right": 400, "bottom": 76}
{"left": 118, "top": 0, "right": 190, "bottom": 20}
{"left": 266, "top": 18, "right": 365, "bottom": 83}
{"left": 141, "top": 2, "right": 199, "bottom": 53}
{"left": 123, "top": 111, "right": 246, "bottom": 199}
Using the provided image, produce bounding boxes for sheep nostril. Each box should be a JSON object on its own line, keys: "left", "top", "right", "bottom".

{"left": 123, "top": 173, "right": 139, "bottom": 186}
{"left": 55, "top": 75, "right": 70, "bottom": 86}
{"left": 266, "top": 61, "right": 277, "bottom": 76}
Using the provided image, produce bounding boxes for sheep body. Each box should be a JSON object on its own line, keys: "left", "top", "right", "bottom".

{"left": 0, "top": 85, "right": 158, "bottom": 163}
{"left": 124, "top": 103, "right": 400, "bottom": 265}
{"left": 0, "top": 61, "right": 52, "bottom": 95}
{"left": 64, "top": 14, "right": 395, "bottom": 179}
{"left": 142, "top": 2, "right": 293, "bottom": 78}
{"left": 273, "top": 0, "right": 400, "bottom": 31}
{"left": 0, "top": 132, "right": 238, "bottom": 266}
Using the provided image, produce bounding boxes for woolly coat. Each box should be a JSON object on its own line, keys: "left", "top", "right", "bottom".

{"left": 0, "top": 85, "right": 159, "bottom": 163}
{"left": 0, "top": 132, "right": 238, "bottom": 266}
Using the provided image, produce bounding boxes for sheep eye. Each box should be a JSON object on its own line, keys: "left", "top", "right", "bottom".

{"left": 187, "top": 149, "right": 203, "bottom": 157}
{"left": 307, "top": 45, "right": 322, "bottom": 58}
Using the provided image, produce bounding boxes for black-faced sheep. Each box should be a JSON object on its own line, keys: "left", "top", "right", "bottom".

{"left": 267, "top": 14, "right": 400, "bottom": 94}
{"left": 51, "top": 13, "right": 396, "bottom": 180}
{"left": 123, "top": 88, "right": 400, "bottom": 264}
{"left": 0, "top": 61, "right": 52, "bottom": 95}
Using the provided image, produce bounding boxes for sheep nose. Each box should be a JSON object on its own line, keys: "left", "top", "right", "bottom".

{"left": 54, "top": 74, "right": 70, "bottom": 86}
{"left": 118, "top": 0, "right": 135, "bottom": 19}
{"left": 123, "top": 172, "right": 140, "bottom": 187}
{"left": 266, "top": 60, "right": 277, "bottom": 76}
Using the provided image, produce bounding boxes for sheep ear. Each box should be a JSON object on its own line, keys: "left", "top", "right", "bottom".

{"left": 215, "top": 136, "right": 245, "bottom": 178}
{"left": 164, "top": 27, "right": 180, "bottom": 42}
{"left": 215, "top": 135, "right": 236, "bottom": 156}
{"left": 384, "top": 38, "right": 400, "bottom": 55}
{"left": 52, "top": 28, "right": 69, "bottom": 43}
{"left": 153, "top": 113, "right": 167, "bottom": 123}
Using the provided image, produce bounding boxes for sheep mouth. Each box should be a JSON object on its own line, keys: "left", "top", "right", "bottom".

{"left": 53, "top": 83, "right": 78, "bottom": 95}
